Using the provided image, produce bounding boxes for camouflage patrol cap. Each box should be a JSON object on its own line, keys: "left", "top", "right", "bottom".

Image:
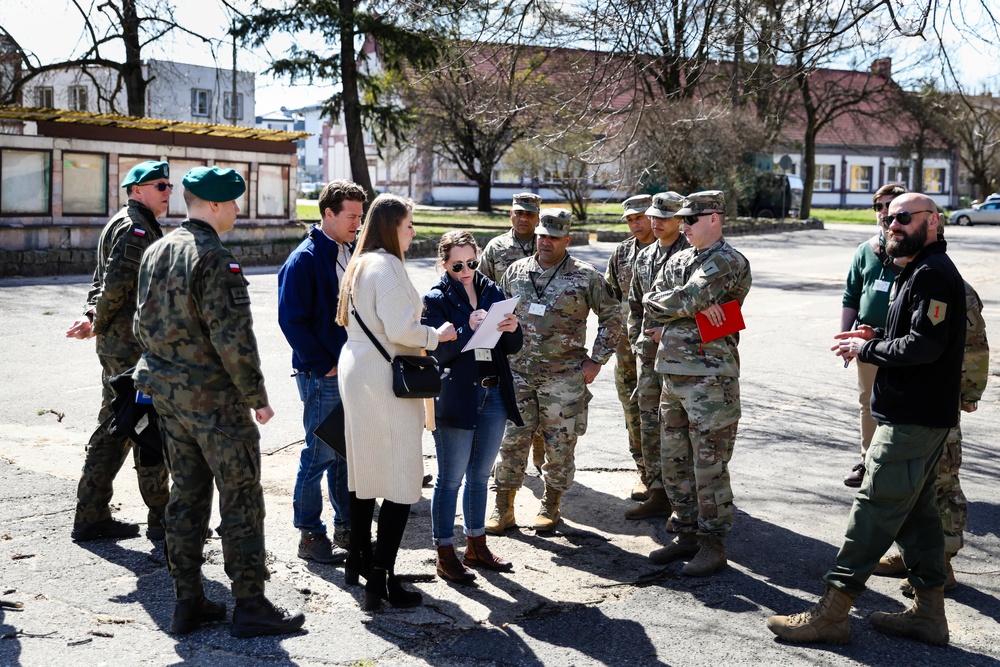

{"left": 535, "top": 208, "right": 573, "bottom": 237}
{"left": 182, "top": 166, "right": 247, "bottom": 202}
{"left": 621, "top": 194, "right": 653, "bottom": 219}
{"left": 646, "top": 191, "right": 685, "bottom": 218}
{"left": 676, "top": 190, "right": 726, "bottom": 217}
{"left": 121, "top": 161, "right": 170, "bottom": 188}
{"left": 511, "top": 192, "right": 542, "bottom": 213}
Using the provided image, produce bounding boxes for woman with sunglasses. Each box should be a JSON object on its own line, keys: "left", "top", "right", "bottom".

{"left": 421, "top": 231, "right": 523, "bottom": 584}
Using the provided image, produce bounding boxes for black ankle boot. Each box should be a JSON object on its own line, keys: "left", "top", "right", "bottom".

{"left": 363, "top": 567, "right": 387, "bottom": 611}
{"left": 345, "top": 543, "right": 372, "bottom": 585}
{"left": 386, "top": 570, "right": 422, "bottom": 608}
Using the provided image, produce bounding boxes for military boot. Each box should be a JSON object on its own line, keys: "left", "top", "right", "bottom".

{"left": 648, "top": 533, "right": 699, "bottom": 564}
{"left": 874, "top": 551, "right": 907, "bottom": 577}
{"left": 631, "top": 478, "right": 650, "bottom": 502}
{"left": 485, "top": 489, "right": 517, "bottom": 535}
{"left": 230, "top": 595, "right": 305, "bottom": 638}
{"left": 870, "top": 585, "right": 949, "bottom": 646}
{"left": 681, "top": 537, "right": 727, "bottom": 577}
{"left": 170, "top": 595, "right": 226, "bottom": 634}
{"left": 767, "top": 585, "right": 855, "bottom": 644}
{"left": 625, "top": 487, "right": 672, "bottom": 520}
{"left": 900, "top": 556, "right": 957, "bottom": 597}
{"left": 532, "top": 485, "right": 562, "bottom": 532}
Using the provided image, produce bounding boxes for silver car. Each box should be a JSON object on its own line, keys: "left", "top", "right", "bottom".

{"left": 950, "top": 201, "right": 1000, "bottom": 226}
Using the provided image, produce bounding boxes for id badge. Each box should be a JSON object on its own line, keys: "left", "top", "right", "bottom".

{"left": 873, "top": 279, "right": 891, "bottom": 293}
{"left": 474, "top": 348, "right": 493, "bottom": 362}
{"left": 528, "top": 302, "right": 546, "bottom": 316}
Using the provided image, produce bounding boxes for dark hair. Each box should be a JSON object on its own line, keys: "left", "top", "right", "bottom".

{"left": 335, "top": 193, "right": 414, "bottom": 325}
{"left": 436, "top": 230, "right": 480, "bottom": 269}
{"left": 319, "top": 180, "right": 368, "bottom": 217}
{"left": 873, "top": 183, "right": 907, "bottom": 203}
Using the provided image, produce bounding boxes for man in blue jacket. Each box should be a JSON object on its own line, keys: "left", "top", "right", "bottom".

{"left": 278, "top": 180, "right": 367, "bottom": 563}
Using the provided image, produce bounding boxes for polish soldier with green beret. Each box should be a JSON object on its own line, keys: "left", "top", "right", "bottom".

{"left": 625, "top": 191, "right": 689, "bottom": 521}
{"left": 605, "top": 194, "right": 655, "bottom": 503}
{"left": 479, "top": 192, "right": 543, "bottom": 282}
{"left": 642, "top": 190, "right": 751, "bottom": 577}
{"left": 134, "top": 166, "right": 304, "bottom": 638}
{"left": 486, "top": 208, "right": 622, "bottom": 534}
{"left": 66, "top": 160, "right": 171, "bottom": 543}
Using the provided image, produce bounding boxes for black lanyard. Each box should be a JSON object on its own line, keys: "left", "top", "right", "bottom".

{"left": 531, "top": 254, "right": 569, "bottom": 300}
{"left": 513, "top": 232, "right": 535, "bottom": 256}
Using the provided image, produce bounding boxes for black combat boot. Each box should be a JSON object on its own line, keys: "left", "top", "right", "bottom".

{"left": 170, "top": 595, "right": 226, "bottom": 634}
{"left": 230, "top": 595, "right": 305, "bottom": 638}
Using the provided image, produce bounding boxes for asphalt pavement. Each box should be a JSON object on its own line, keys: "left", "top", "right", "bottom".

{"left": 1, "top": 223, "right": 998, "bottom": 666}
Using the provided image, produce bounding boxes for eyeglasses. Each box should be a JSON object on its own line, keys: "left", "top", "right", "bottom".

{"left": 681, "top": 212, "right": 716, "bottom": 225}
{"left": 884, "top": 209, "right": 934, "bottom": 226}
{"left": 872, "top": 202, "right": 891, "bottom": 212}
{"left": 449, "top": 259, "right": 479, "bottom": 272}
{"left": 143, "top": 182, "right": 174, "bottom": 192}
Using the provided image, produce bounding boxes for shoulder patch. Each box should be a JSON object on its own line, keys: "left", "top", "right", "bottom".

{"left": 927, "top": 299, "right": 947, "bottom": 325}
{"left": 702, "top": 261, "right": 719, "bottom": 276}
{"left": 230, "top": 285, "right": 251, "bottom": 306}
{"left": 228, "top": 262, "right": 242, "bottom": 274}
{"left": 123, "top": 243, "right": 144, "bottom": 266}
{"left": 132, "top": 228, "right": 146, "bottom": 237}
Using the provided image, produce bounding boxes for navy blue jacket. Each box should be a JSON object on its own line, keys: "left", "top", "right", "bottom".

{"left": 422, "top": 271, "right": 524, "bottom": 430}
{"left": 277, "top": 226, "right": 353, "bottom": 375}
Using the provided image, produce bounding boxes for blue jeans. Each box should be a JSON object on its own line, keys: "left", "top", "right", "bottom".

{"left": 431, "top": 385, "right": 508, "bottom": 545}
{"left": 293, "top": 372, "right": 350, "bottom": 534}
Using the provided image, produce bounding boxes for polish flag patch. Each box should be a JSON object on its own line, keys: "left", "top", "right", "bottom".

{"left": 133, "top": 228, "right": 146, "bottom": 237}
{"left": 229, "top": 262, "right": 242, "bottom": 273}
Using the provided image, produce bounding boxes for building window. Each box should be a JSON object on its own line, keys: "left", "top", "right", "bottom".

{"left": 924, "top": 168, "right": 944, "bottom": 194}
{"left": 887, "top": 166, "right": 909, "bottom": 187}
{"left": 223, "top": 92, "right": 243, "bottom": 121}
{"left": 63, "top": 152, "right": 107, "bottom": 215}
{"left": 258, "top": 164, "right": 289, "bottom": 217}
{"left": 35, "top": 87, "right": 54, "bottom": 109}
{"left": 849, "top": 165, "right": 872, "bottom": 192}
{"left": 814, "top": 165, "right": 834, "bottom": 191}
{"left": 1, "top": 149, "right": 51, "bottom": 214}
{"left": 191, "top": 89, "right": 211, "bottom": 117}
{"left": 167, "top": 159, "right": 207, "bottom": 216}
{"left": 69, "top": 86, "right": 88, "bottom": 111}
{"left": 215, "top": 161, "right": 249, "bottom": 215}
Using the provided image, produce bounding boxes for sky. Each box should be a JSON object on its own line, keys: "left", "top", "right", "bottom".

{"left": 3, "top": 0, "right": 999, "bottom": 117}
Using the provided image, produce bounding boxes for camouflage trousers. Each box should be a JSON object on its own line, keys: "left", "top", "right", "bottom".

{"left": 936, "top": 420, "right": 967, "bottom": 555}
{"left": 155, "top": 398, "right": 268, "bottom": 600}
{"left": 635, "top": 348, "right": 663, "bottom": 489}
{"left": 614, "top": 337, "right": 643, "bottom": 479}
{"left": 75, "top": 354, "right": 169, "bottom": 526}
{"left": 659, "top": 373, "right": 740, "bottom": 539}
{"left": 495, "top": 368, "right": 591, "bottom": 492}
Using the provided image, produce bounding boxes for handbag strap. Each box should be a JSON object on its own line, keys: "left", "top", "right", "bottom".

{"left": 350, "top": 294, "right": 392, "bottom": 363}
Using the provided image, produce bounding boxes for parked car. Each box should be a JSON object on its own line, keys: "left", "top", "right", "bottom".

{"left": 949, "top": 201, "right": 1000, "bottom": 226}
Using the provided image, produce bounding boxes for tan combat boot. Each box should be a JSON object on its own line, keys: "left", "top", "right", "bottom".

{"left": 532, "top": 485, "right": 562, "bottom": 531}
{"left": 874, "top": 552, "right": 907, "bottom": 577}
{"left": 870, "top": 585, "right": 949, "bottom": 646}
{"left": 900, "top": 555, "right": 957, "bottom": 597}
{"left": 681, "top": 537, "right": 727, "bottom": 577}
{"left": 484, "top": 489, "right": 517, "bottom": 535}
{"left": 767, "top": 585, "right": 855, "bottom": 644}
{"left": 648, "top": 532, "right": 699, "bottom": 564}
{"left": 625, "top": 487, "right": 672, "bottom": 520}
{"left": 631, "top": 474, "right": 650, "bottom": 501}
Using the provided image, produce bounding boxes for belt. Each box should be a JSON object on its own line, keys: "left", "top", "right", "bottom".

{"left": 477, "top": 376, "right": 499, "bottom": 388}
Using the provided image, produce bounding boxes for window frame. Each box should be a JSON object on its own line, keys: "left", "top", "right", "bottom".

{"left": 62, "top": 151, "right": 109, "bottom": 216}
{"left": 191, "top": 89, "right": 211, "bottom": 117}
{"left": 814, "top": 164, "right": 835, "bottom": 192}
{"left": 849, "top": 165, "right": 873, "bottom": 192}
{"left": 68, "top": 86, "right": 88, "bottom": 112}
{"left": 35, "top": 87, "right": 54, "bottom": 109}
{"left": 222, "top": 92, "right": 244, "bottom": 121}
{"left": 0, "top": 149, "right": 53, "bottom": 216}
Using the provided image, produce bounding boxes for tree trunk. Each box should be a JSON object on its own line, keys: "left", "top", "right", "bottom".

{"left": 476, "top": 176, "right": 492, "bottom": 213}
{"left": 121, "top": 0, "right": 147, "bottom": 116}
{"left": 340, "top": 0, "right": 374, "bottom": 199}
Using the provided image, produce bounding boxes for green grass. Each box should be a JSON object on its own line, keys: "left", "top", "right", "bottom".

{"left": 810, "top": 208, "right": 876, "bottom": 224}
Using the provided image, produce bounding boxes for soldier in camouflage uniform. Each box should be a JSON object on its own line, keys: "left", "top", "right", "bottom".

{"left": 642, "top": 191, "right": 751, "bottom": 577}
{"left": 480, "top": 192, "right": 547, "bottom": 471}
{"left": 625, "top": 192, "right": 689, "bottom": 521}
{"left": 606, "top": 194, "right": 655, "bottom": 502}
{"left": 133, "top": 166, "right": 304, "bottom": 638}
{"left": 66, "top": 161, "right": 171, "bottom": 543}
{"left": 485, "top": 209, "right": 622, "bottom": 533}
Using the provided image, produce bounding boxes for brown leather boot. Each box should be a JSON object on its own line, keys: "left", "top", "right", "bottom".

{"left": 464, "top": 534, "right": 513, "bottom": 571}
{"left": 649, "top": 532, "right": 699, "bottom": 564}
{"left": 681, "top": 537, "right": 727, "bottom": 577}
{"left": 870, "top": 585, "right": 949, "bottom": 646}
{"left": 625, "top": 487, "right": 671, "bottom": 520}
{"left": 436, "top": 545, "right": 476, "bottom": 584}
{"left": 485, "top": 489, "right": 517, "bottom": 535}
{"left": 767, "top": 585, "right": 855, "bottom": 644}
{"left": 532, "top": 485, "right": 562, "bottom": 531}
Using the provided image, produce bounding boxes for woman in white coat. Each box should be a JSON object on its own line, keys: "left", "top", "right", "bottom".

{"left": 335, "top": 193, "right": 455, "bottom": 611}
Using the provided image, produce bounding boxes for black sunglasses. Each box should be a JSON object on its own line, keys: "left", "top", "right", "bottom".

{"left": 884, "top": 209, "right": 934, "bottom": 226}
{"left": 872, "top": 202, "right": 890, "bottom": 212}
{"left": 143, "top": 182, "right": 174, "bottom": 192}
{"left": 449, "top": 259, "right": 480, "bottom": 272}
{"left": 681, "top": 212, "right": 716, "bottom": 225}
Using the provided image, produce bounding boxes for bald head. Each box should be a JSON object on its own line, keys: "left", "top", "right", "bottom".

{"left": 885, "top": 192, "right": 940, "bottom": 259}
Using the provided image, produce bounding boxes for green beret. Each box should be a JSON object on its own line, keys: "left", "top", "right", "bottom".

{"left": 512, "top": 192, "right": 542, "bottom": 213}
{"left": 535, "top": 208, "right": 573, "bottom": 237}
{"left": 121, "top": 161, "right": 170, "bottom": 188}
{"left": 647, "top": 191, "right": 685, "bottom": 217}
{"left": 676, "top": 190, "right": 726, "bottom": 217}
{"left": 182, "top": 166, "right": 246, "bottom": 202}
{"left": 621, "top": 194, "right": 652, "bottom": 219}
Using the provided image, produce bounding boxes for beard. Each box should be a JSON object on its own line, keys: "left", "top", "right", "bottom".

{"left": 886, "top": 219, "right": 927, "bottom": 258}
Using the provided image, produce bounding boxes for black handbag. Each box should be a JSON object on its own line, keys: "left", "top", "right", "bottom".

{"left": 351, "top": 297, "right": 441, "bottom": 399}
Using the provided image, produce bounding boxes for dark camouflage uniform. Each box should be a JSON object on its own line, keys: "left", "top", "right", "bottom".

{"left": 495, "top": 253, "right": 622, "bottom": 491}
{"left": 605, "top": 236, "right": 653, "bottom": 482}
{"left": 938, "top": 281, "right": 989, "bottom": 555}
{"left": 75, "top": 201, "right": 169, "bottom": 527}
{"left": 479, "top": 229, "right": 537, "bottom": 282}
{"left": 134, "top": 219, "right": 269, "bottom": 601}
{"left": 644, "top": 239, "right": 751, "bottom": 538}
{"left": 628, "top": 235, "right": 690, "bottom": 490}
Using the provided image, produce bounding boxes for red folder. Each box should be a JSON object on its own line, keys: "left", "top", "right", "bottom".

{"left": 695, "top": 300, "right": 745, "bottom": 343}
